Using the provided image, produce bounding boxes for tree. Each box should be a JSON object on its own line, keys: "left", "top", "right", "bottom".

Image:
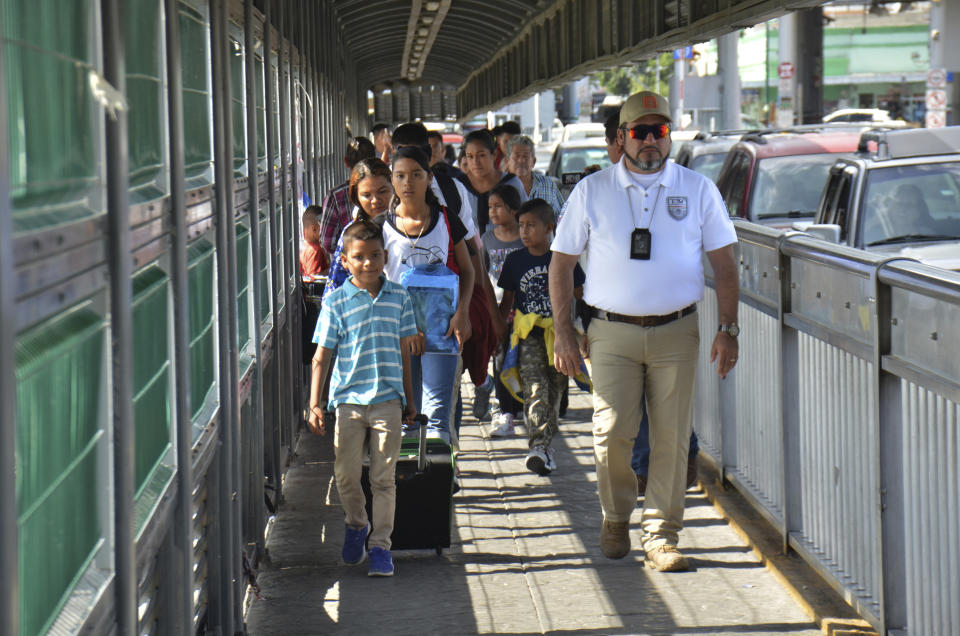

{"left": 594, "top": 53, "right": 675, "bottom": 98}
{"left": 595, "top": 67, "right": 636, "bottom": 96}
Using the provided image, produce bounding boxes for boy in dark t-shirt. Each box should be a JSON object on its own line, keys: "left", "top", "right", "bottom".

{"left": 498, "top": 199, "right": 584, "bottom": 475}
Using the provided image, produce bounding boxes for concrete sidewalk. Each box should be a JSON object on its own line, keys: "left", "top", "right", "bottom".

{"left": 245, "top": 386, "right": 820, "bottom": 635}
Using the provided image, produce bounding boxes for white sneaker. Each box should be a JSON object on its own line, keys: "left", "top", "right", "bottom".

{"left": 526, "top": 445, "right": 552, "bottom": 476}
{"left": 544, "top": 447, "right": 557, "bottom": 473}
{"left": 489, "top": 413, "right": 515, "bottom": 437}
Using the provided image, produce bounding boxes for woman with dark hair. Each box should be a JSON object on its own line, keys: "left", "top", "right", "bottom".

{"left": 322, "top": 157, "right": 393, "bottom": 300}
{"left": 383, "top": 146, "right": 475, "bottom": 443}
{"left": 317, "top": 136, "right": 377, "bottom": 257}
{"left": 460, "top": 130, "right": 527, "bottom": 236}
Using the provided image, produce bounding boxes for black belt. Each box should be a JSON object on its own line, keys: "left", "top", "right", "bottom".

{"left": 590, "top": 304, "right": 696, "bottom": 327}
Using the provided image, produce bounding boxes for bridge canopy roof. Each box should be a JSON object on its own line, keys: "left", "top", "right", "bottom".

{"left": 331, "top": 0, "right": 820, "bottom": 119}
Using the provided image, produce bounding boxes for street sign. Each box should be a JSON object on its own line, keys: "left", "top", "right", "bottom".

{"left": 926, "top": 89, "right": 947, "bottom": 110}
{"left": 778, "top": 62, "right": 795, "bottom": 80}
{"left": 673, "top": 46, "right": 693, "bottom": 60}
{"left": 927, "top": 68, "right": 947, "bottom": 89}
{"left": 926, "top": 110, "right": 946, "bottom": 129}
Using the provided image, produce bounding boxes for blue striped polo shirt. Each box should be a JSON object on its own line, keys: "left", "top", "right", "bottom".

{"left": 314, "top": 275, "right": 418, "bottom": 408}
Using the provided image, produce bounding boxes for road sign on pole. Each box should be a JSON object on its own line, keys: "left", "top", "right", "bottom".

{"left": 778, "top": 62, "right": 795, "bottom": 80}
{"left": 926, "top": 110, "right": 947, "bottom": 128}
{"left": 926, "top": 89, "right": 947, "bottom": 110}
{"left": 927, "top": 68, "right": 947, "bottom": 89}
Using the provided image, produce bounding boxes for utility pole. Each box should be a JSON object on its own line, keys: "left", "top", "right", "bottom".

{"left": 777, "top": 13, "right": 797, "bottom": 127}
{"left": 927, "top": 0, "right": 958, "bottom": 126}
{"left": 796, "top": 7, "right": 824, "bottom": 123}
{"left": 718, "top": 32, "right": 742, "bottom": 130}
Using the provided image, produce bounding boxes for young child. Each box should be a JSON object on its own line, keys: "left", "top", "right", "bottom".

{"left": 300, "top": 205, "right": 330, "bottom": 276}
{"left": 477, "top": 184, "right": 524, "bottom": 435}
{"left": 308, "top": 220, "right": 418, "bottom": 577}
{"left": 498, "top": 198, "right": 584, "bottom": 475}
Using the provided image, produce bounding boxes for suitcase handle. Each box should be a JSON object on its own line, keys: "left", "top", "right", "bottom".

{"left": 415, "top": 414, "right": 428, "bottom": 472}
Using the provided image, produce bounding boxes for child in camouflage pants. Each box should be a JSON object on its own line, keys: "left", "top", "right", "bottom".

{"left": 497, "top": 199, "right": 585, "bottom": 475}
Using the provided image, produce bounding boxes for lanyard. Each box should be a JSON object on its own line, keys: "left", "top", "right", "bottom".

{"left": 627, "top": 180, "right": 663, "bottom": 231}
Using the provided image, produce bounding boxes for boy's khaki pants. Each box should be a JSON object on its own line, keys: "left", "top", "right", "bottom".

{"left": 587, "top": 313, "right": 699, "bottom": 550}
{"left": 334, "top": 399, "right": 403, "bottom": 550}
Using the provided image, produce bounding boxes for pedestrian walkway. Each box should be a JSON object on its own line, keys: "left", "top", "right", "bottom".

{"left": 245, "top": 386, "right": 820, "bottom": 635}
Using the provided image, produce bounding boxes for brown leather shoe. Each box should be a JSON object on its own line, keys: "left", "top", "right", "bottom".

{"left": 645, "top": 544, "right": 690, "bottom": 572}
{"left": 637, "top": 473, "right": 647, "bottom": 497}
{"left": 686, "top": 455, "right": 698, "bottom": 489}
{"left": 600, "top": 519, "right": 630, "bottom": 559}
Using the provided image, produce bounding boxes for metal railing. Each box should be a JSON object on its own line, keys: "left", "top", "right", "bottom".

{"left": 696, "top": 220, "right": 960, "bottom": 634}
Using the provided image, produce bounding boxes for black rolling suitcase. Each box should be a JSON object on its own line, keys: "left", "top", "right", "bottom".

{"left": 361, "top": 415, "right": 455, "bottom": 554}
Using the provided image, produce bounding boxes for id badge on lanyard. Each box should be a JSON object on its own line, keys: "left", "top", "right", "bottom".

{"left": 629, "top": 186, "right": 659, "bottom": 260}
{"left": 630, "top": 228, "right": 651, "bottom": 260}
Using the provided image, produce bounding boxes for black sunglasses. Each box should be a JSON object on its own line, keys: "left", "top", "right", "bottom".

{"left": 625, "top": 123, "right": 671, "bottom": 140}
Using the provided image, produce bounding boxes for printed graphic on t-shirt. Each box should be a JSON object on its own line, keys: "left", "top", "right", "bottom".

{"left": 517, "top": 264, "right": 551, "bottom": 315}
{"left": 402, "top": 244, "right": 447, "bottom": 267}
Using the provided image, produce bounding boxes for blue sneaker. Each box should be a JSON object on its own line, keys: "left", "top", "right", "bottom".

{"left": 368, "top": 547, "right": 394, "bottom": 577}
{"left": 342, "top": 524, "right": 369, "bottom": 565}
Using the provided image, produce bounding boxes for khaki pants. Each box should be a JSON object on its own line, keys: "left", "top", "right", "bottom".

{"left": 588, "top": 313, "right": 699, "bottom": 550}
{"left": 334, "top": 399, "right": 403, "bottom": 550}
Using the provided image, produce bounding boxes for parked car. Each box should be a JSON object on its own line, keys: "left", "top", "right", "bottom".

{"left": 560, "top": 122, "right": 606, "bottom": 143}
{"left": 802, "top": 126, "right": 960, "bottom": 269}
{"left": 822, "top": 108, "right": 911, "bottom": 128}
{"left": 668, "top": 129, "right": 700, "bottom": 159}
{"left": 545, "top": 138, "right": 612, "bottom": 196}
{"left": 714, "top": 129, "right": 864, "bottom": 227}
{"left": 673, "top": 132, "right": 743, "bottom": 183}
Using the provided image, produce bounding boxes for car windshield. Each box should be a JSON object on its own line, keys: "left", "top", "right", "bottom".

{"left": 860, "top": 161, "right": 960, "bottom": 247}
{"left": 689, "top": 152, "right": 727, "bottom": 183}
{"left": 751, "top": 153, "right": 840, "bottom": 220}
{"left": 558, "top": 148, "right": 612, "bottom": 175}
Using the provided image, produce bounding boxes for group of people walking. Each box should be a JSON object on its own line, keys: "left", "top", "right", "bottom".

{"left": 299, "top": 90, "right": 740, "bottom": 578}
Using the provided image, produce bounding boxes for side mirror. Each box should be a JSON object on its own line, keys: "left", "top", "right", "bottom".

{"left": 804, "top": 223, "right": 842, "bottom": 243}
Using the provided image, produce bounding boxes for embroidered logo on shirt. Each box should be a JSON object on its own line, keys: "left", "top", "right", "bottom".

{"left": 666, "top": 196, "right": 688, "bottom": 220}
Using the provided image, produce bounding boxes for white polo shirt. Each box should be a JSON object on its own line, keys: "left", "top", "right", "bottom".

{"left": 552, "top": 158, "right": 737, "bottom": 316}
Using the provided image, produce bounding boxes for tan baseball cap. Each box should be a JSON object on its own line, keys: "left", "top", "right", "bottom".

{"left": 619, "top": 91, "right": 672, "bottom": 125}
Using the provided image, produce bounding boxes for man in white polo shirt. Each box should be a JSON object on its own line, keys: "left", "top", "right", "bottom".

{"left": 549, "top": 91, "right": 740, "bottom": 572}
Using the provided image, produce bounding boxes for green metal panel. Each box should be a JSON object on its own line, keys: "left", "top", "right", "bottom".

{"left": 124, "top": 0, "right": 167, "bottom": 203}
{"left": 230, "top": 31, "right": 247, "bottom": 178}
{"left": 255, "top": 55, "right": 267, "bottom": 173}
{"left": 15, "top": 306, "right": 106, "bottom": 636}
{"left": 131, "top": 266, "right": 172, "bottom": 524}
{"left": 236, "top": 223, "right": 251, "bottom": 348}
{"left": 275, "top": 202, "right": 285, "bottom": 314}
{"left": 259, "top": 213, "right": 270, "bottom": 323}
{"left": 187, "top": 240, "right": 216, "bottom": 424}
{"left": 178, "top": 1, "right": 214, "bottom": 188}
{"left": 3, "top": 0, "right": 104, "bottom": 231}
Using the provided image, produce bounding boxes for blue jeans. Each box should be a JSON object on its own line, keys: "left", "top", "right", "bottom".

{"left": 410, "top": 353, "right": 460, "bottom": 441}
{"left": 631, "top": 393, "right": 699, "bottom": 476}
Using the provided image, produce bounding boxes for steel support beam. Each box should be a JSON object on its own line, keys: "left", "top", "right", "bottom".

{"left": 263, "top": 0, "right": 284, "bottom": 511}
{"left": 210, "top": 0, "right": 239, "bottom": 632}
{"left": 163, "top": 0, "right": 198, "bottom": 632}
{"left": 244, "top": 0, "right": 267, "bottom": 559}
{"left": 0, "top": 25, "right": 19, "bottom": 636}
{"left": 101, "top": 0, "right": 137, "bottom": 633}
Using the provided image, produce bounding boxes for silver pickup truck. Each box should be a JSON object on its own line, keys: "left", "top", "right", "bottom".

{"left": 800, "top": 127, "right": 960, "bottom": 270}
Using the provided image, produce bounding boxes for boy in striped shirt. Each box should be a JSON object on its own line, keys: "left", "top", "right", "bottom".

{"left": 308, "top": 220, "right": 418, "bottom": 577}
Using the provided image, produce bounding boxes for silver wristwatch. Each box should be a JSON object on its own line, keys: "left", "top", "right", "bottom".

{"left": 718, "top": 323, "right": 740, "bottom": 338}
